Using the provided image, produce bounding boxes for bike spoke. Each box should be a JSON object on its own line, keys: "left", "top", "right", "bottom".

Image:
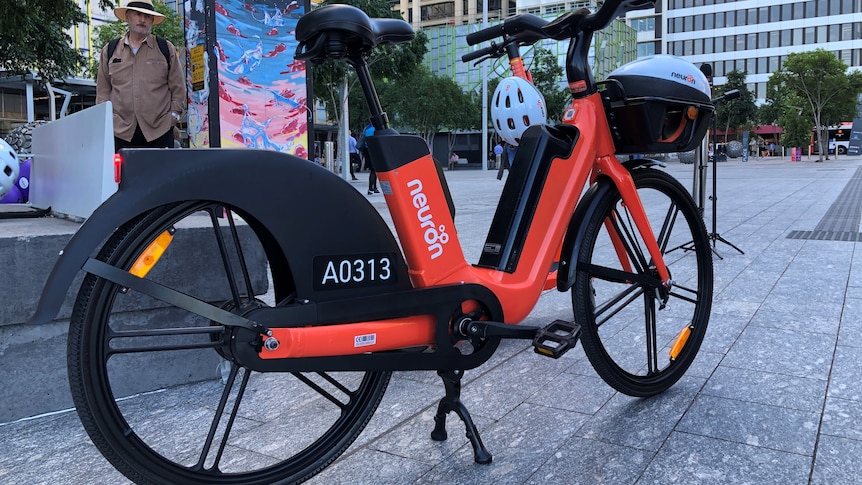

{"left": 594, "top": 284, "right": 644, "bottom": 327}
{"left": 106, "top": 326, "right": 225, "bottom": 355}
{"left": 292, "top": 372, "right": 354, "bottom": 410}
{"left": 669, "top": 283, "right": 701, "bottom": 305}
{"left": 655, "top": 201, "right": 680, "bottom": 254}
{"left": 609, "top": 207, "right": 648, "bottom": 274}
{"left": 644, "top": 294, "right": 658, "bottom": 375}
{"left": 207, "top": 205, "right": 254, "bottom": 309}
{"left": 195, "top": 362, "right": 251, "bottom": 472}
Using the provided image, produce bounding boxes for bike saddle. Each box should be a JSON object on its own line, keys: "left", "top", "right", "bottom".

{"left": 295, "top": 4, "right": 414, "bottom": 63}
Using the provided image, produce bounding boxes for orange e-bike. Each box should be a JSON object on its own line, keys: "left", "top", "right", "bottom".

{"left": 30, "top": 0, "right": 714, "bottom": 482}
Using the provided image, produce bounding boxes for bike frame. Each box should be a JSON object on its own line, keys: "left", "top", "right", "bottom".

{"left": 261, "top": 9, "right": 670, "bottom": 361}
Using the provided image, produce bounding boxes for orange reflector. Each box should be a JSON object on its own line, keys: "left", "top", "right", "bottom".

{"left": 685, "top": 106, "right": 698, "bottom": 121}
{"left": 113, "top": 153, "right": 123, "bottom": 183}
{"left": 129, "top": 228, "right": 175, "bottom": 278}
{"left": 669, "top": 325, "right": 692, "bottom": 361}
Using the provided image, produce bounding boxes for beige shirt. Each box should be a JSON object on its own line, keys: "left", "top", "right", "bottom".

{"left": 96, "top": 33, "right": 186, "bottom": 142}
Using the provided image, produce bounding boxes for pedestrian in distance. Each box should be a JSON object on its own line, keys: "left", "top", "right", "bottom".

{"left": 496, "top": 142, "right": 512, "bottom": 180}
{"left": 348, "top": 130, "right": 359, "bottom": 180}
{"left": 359, "top": 124, "right": 378, "bottom": 195}
{"left": 449, "top": 152, "right": 459, "bottom": 170}
{"left": 97, "top": 0, "right": 186, "bottom": 151}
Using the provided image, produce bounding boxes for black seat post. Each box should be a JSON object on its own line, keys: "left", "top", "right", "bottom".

{"left": 349, "top": 56, "right": 389, "bottom": 131}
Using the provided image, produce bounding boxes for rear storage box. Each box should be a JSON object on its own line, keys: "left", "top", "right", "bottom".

{"left": 601, "top": 55, "right": 714, "bottom": 154}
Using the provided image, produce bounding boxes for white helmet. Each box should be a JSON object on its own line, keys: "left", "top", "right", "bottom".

{"left": 491, "top": 76, "right": 547, "bottom": 146}
{"left": 0, "top": 138, "right": 19, "bottom": 198}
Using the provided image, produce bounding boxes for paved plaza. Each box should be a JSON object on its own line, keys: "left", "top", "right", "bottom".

{"left": 2, "top": 153, "right": 862, "bottom": 484}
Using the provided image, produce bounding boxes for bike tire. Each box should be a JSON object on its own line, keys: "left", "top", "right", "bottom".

{"left": 67, "top": 200, "right": 390, "bottom": 484}
{"left": 572, "top": 168, "right": 712, "bottom": 397}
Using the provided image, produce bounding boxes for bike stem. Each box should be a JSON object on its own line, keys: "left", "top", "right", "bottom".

{"left": 505, "top": 43, "right": 531, "bottom": 82}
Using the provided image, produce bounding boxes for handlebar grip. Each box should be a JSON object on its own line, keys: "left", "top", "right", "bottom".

{"left": 461, "top": 45, "right": 494, "bottom": 63}
{"left": 466, "top": 23, "right": 506, "bottom": 46}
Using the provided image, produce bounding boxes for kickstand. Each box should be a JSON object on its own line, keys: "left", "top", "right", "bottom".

{"left": 430, "top": 369, "right": 493, "bottom": 464}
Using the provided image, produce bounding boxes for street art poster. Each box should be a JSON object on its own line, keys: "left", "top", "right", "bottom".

{"left": 185, "top": 0, "right": 309, "bottom": 159}
{"left": 185, "top": 0, "right": 211, "bottom": 148}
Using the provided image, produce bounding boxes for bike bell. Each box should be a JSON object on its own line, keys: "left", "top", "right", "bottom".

{"left": 491, "top": 76, "right": 547, "bottom": 146}
{"left": 0, "top": 138, "right": 20, "bottom": 198}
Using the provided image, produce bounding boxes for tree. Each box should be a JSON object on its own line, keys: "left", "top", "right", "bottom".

{"left": 759, "top": 80, "right": 812, "bottom": 152}
{"left": 526, "top": 46, "right": 568, "bottom": 124}
{"left": 0, "top": 0, "right": 116, "bottom": 81}
{"left": 312, "top": 0, "right": 428, "bottom": 129}
{"left": 770, "top": 49, "right": 862, "bottom": 161}
{"left": 87, "top": 2, "right": 185, "bottom": 79}
{"left": 382, "top": 66, "right": 480, "bottom": 151}
{"left": 714, "top": 70, "right": 757, "bottom": 143}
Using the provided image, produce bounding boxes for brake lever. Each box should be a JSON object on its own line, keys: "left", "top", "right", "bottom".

{"left": 472, "top": 55, "right": 495, "bottom": 68}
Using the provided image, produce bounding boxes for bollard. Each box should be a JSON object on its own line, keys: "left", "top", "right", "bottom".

{"left": 324, "top": 141, "right": 334, "bottom": 172}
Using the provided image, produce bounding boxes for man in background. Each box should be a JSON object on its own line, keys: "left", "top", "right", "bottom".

{"left": 96, "top": 0, "right": 186, "bottom": 150}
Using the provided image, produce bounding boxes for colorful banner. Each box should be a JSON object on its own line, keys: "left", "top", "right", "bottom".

{"left": 185, "top": 0, "right": 310, "bottom": 159}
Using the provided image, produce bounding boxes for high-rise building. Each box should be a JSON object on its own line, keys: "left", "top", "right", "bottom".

{"left": 664, "top": 0, "right": 862, "bottom": 103}
{"left": 421, "top": 1, "right": 638, "bottom": 94}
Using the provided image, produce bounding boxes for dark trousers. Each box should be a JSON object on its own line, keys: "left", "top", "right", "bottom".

{"left": 115, "top": 125, "right": 174, "bottom": 151}
{"left": 349, "top": 152, "right": 360, "bottom": 179}
{"left": 368, "top": 169, "right": 378, "bottom": 191}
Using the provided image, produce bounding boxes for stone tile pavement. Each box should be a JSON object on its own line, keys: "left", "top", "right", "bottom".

{"left": 2, "top": 153, "right": 862, "bottom": 484}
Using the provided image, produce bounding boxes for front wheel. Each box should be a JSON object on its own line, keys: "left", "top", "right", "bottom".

{"left": 572, "top": 168, "right": 713, "bottom": 397}
{"left": 67, "top": 201, "right": 390, "bottom": 484}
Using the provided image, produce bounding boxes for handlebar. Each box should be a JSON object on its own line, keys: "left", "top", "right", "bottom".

{"left": 544, "top": 0, "right": 655, "bottom": 40}
{"left": 466, "top": 23, "right": 507, "bottom": 46}
{"left": 466, "top": 0, "right": 656, "bottom": 46}
{"left": 466, "top": 14, "right": 549, "bottom": 47}
{"left": 461, "top": 43, "right": 499, "bottom": 63}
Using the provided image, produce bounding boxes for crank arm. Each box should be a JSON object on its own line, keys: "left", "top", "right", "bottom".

{"left": 459, "top": 319, "right": 539, "bottom": 340}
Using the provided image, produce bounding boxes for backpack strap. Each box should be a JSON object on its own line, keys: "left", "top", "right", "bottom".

{"left": 107, "top": 38, "right": 120, "bottom": 59}
{"left": 107, "top": 36, "right": 171, "bottom": 69}
{"left": 156, "top": 36, "right": 171, "bottom": 70}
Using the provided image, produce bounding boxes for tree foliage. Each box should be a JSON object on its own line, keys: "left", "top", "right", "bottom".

{"left": 770, "top": 49, "right": 862, "bottom": 161}
{"left": 0, "top": 0, "right": 115, "bottom": 81}
{"left": 312, "top": 0, "right": 428, "bottom": 129}
{"left": 759, "top": 80, "right": 811, "bottom": 150}
{"left": 527, "top": 46, "right": 568, "bottom": 123}
{"left": 714, "top": 70, "right": 757, "bottom": 142}
{"left": 381, "top": 66, "right": 480, "bottom": 142}
{"left": 87, "top": 2, "right": 185, "bottom": 79}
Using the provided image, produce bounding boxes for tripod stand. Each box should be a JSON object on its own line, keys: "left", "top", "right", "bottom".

{"left": 703, "top": 89, "right": 744, "bottom": 259}
{"left": 671, "top": 88, "right": 744, "bottom": 259}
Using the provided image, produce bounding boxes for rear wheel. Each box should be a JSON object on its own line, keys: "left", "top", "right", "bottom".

{"left": 573, "top": 168, "right": 712, "bottom": 397}
{"left": 68, "top": 201, "right": 390, "bottom": 484}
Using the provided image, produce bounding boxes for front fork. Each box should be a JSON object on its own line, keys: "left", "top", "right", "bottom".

{"left": 593, "top": 156, "right": 672, "bottom": 299}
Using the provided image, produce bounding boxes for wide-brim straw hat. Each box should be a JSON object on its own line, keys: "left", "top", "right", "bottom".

{"left": 114, "top": 0, "right": 166, "bottom": 25}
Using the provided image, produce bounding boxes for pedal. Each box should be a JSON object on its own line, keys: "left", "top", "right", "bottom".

{"left": 533, "top": 320, "right": 581, "bottom": 359}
